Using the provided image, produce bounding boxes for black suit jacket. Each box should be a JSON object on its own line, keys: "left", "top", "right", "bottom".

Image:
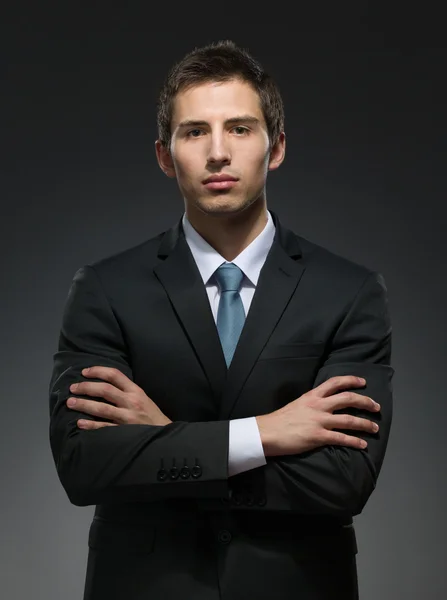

{"left": 49, "top": 210, "right": 394, "bottom": 600}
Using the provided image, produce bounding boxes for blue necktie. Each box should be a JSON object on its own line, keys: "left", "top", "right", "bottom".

{"left": 215, "top": 263, "right": 246, "bottom": 367}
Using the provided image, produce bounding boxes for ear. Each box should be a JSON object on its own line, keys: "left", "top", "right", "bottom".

{"left": 155, "top": 140, "right": 176, "bottom": 178}
{"left": 268, "top": 131, "right": 286, "bottom": 171}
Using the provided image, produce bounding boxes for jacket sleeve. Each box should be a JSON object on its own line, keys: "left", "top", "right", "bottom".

{"left": 225, "top": 270, "right": 394, "bottom": 518}
{"left": 49, "top": 265, "right": 230, "bottom": 507}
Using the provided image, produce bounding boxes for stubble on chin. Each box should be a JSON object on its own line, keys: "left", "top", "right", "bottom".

{"left": 192, "top": 189, "right": 263, "bottom": 218}
{"left": 192, "top": 193, "right": 244, "bottom": 216}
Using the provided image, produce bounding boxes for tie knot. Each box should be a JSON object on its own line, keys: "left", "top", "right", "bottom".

{"left": 215, "top": 263, "right": 244, "bottom": 292}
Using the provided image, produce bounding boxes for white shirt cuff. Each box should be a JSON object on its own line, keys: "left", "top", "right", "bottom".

{"left": 228, "top": 416, "right": 267, "bottom": 477}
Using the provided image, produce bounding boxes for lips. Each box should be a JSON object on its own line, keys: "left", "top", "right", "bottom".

{"left": 203, "top": 178, "right": 238, "bottom": 191}
{"left": 202, "top": 174, "right": 238, "bottom": 184}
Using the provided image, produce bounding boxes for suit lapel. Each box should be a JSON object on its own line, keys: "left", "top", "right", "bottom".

{"left": 154, "top": 220, "right": 227, "bottom": 412}
{"left": 153, "top": 211, "right": 306, "bottom": 418}
{"left": 219, "top": 212, "right": 306, "bottom": 418}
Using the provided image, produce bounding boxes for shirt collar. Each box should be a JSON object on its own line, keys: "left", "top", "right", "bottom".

{"left": 182, "top": 209, "right": 276, "bottom": 286}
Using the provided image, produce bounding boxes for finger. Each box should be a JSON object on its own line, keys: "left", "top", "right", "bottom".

{"left": 321, "top": 429, "right": 368, "bottom": 450}
{"left": 316, "top": 375, "right": 366, "bottom": 398}
{"left": 78, "top": 419, "right": 117, "bottom": 429}
{"left": 325, "top": 413, "right": 379, "bottom": 434}
{"left": 322, "top": 391, "right": 380, "bottom": 413}
{"left": 68, "top": 398, "right": 122, "bottom": 422}
{"left": 70, "top": 381, "right": 124, "bottom": 406}
{"left": 82, "top": 366, "right": 135, "bottom": 393}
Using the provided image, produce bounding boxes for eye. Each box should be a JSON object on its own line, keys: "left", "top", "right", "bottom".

{"left": 232, "top": 126, "right": 249, "bottom": 135}
{"left": 186, "top": 129, "right": 204, "bottom": 138}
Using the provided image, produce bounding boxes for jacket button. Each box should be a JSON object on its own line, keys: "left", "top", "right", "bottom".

{"left": 217, "top": 529, "right": 232, "bottom": 544}
{"left": 169, "top": 466, "right": 179, "bottom": 480}
{"left": 157, "top": 468, "right": 168, "bottom": 482}
{"left": 191, "top": 465, "right": 202, "bottom": 478}
{"left": 220, "top": 496, "right": 230, "bottom": 505}
{"left": 232, "top": 492, "right": 243, "bottom": 506}
{"left": 256, "top": 494, "right": 267, "bottom": 506}
{"left": 179, "top": 466, "right": 190, "bottom": 479}
{"left": 244, "top": 492, "right": 255, "bottom": 506}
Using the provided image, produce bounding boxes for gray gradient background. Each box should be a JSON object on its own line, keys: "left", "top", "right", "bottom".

{"left": 2, "top": 16, "right": 446, "bottom": 600}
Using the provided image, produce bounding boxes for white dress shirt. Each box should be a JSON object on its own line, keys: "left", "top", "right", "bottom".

{"left": 182, "top": 209, "right": 276, "bottom": 477}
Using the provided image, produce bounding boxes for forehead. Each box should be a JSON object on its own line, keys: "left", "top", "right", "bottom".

{"left": 171, "top": 79, "right": 264, "bottom": 126}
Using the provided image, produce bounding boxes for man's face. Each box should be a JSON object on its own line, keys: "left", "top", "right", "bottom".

{"left": 156, "top": 78, "right": 284, "bottom": 218}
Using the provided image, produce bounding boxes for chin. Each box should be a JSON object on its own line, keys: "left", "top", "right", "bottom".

{"left": 198, "top": 190, "right": 255, "bottom": 215}
{"left": 194, "top": 194, "right": 247, "bottom": 216}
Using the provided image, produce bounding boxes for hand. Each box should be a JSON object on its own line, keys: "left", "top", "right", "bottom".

{"left": 66, "top": 366, "right": 173, "bottom": 430}
{"left": 256, "top": 375, "right": 380, "bottom": 457}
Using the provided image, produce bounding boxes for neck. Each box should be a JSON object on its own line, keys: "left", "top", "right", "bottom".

{"left": 185, "top": 199, "right": 269, "bottom": 262}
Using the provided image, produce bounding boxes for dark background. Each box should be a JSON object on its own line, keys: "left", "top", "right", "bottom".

{"left": 2, "top": 10, "right": 446, "bottom": 600}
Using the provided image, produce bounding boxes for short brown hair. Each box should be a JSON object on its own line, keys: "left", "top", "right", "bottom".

{"left": 156, "top": 39, "right": 284, "bottom": 151}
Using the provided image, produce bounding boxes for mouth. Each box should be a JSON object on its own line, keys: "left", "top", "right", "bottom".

{"left": 203, "top": 180, "right": 238, "bottom": 191}
{"left": 202, "top": 175, "right": 239, "bottom": 191}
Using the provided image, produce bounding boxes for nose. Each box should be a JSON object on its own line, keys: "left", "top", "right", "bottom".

{"left": 206, "top": 132, "right": 231, "bottom": 165}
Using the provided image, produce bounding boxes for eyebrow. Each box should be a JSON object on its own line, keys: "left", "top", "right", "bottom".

{"left": 177, "top": 115, "right": 261, "bottom": 129}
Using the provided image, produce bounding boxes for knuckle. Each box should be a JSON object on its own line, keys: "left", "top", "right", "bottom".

{"left": 342, "top": 433, "right": 353, "bottom": 445}
{"left": 102, "top": 382, "right": 113, "bottom": 395}
{"left": 305, "top": 394, "right": 317, "bottom": 408}
{"left": 332, "top": 431, "right": 345, "bottom": 445}
{"left": 85, "top": 401, "right": 96, "bottom": 415}
{"left": 133, "top": 398, "right": 144, "bottom": 411}
{"left": 343, "top": 415, "right": 356, "bottom": 427}
{"left": 316, "top": 428, "right": 329, "bottom": 444}
{"left": 102, "top": 405, "right": 113, "bottom": 419}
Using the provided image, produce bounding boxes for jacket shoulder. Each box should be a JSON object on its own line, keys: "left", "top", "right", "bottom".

{"left": 79, "top": 230, "right": 166, "bottom": 279}
{"left": 296, "top": 234, "right": 379, "bottom": 287}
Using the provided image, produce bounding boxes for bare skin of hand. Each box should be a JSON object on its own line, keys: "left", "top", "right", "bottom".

{"left": 66, "top": 366, "right": 173, "bottom": 430}
{"left": 256, "top": 375, "right": 380, "bottom": 457}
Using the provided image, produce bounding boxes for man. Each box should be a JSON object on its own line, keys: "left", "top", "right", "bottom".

{"left": 49, "top": 40, "right": 393, "bottom": 600}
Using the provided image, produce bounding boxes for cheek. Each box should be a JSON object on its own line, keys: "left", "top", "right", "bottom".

{"left": 241, "top": 140, "right": 269, "bottom": 162}
{"left": 173, "top": 156, "right": 196, "bottom": 183}
{"left": 243, "top": 149, "right": 270, "bottom": 180}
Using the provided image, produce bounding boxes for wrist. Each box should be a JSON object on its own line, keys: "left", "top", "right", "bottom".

{"left": 255, "top": 414, "right": 276, "bottom": 457}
